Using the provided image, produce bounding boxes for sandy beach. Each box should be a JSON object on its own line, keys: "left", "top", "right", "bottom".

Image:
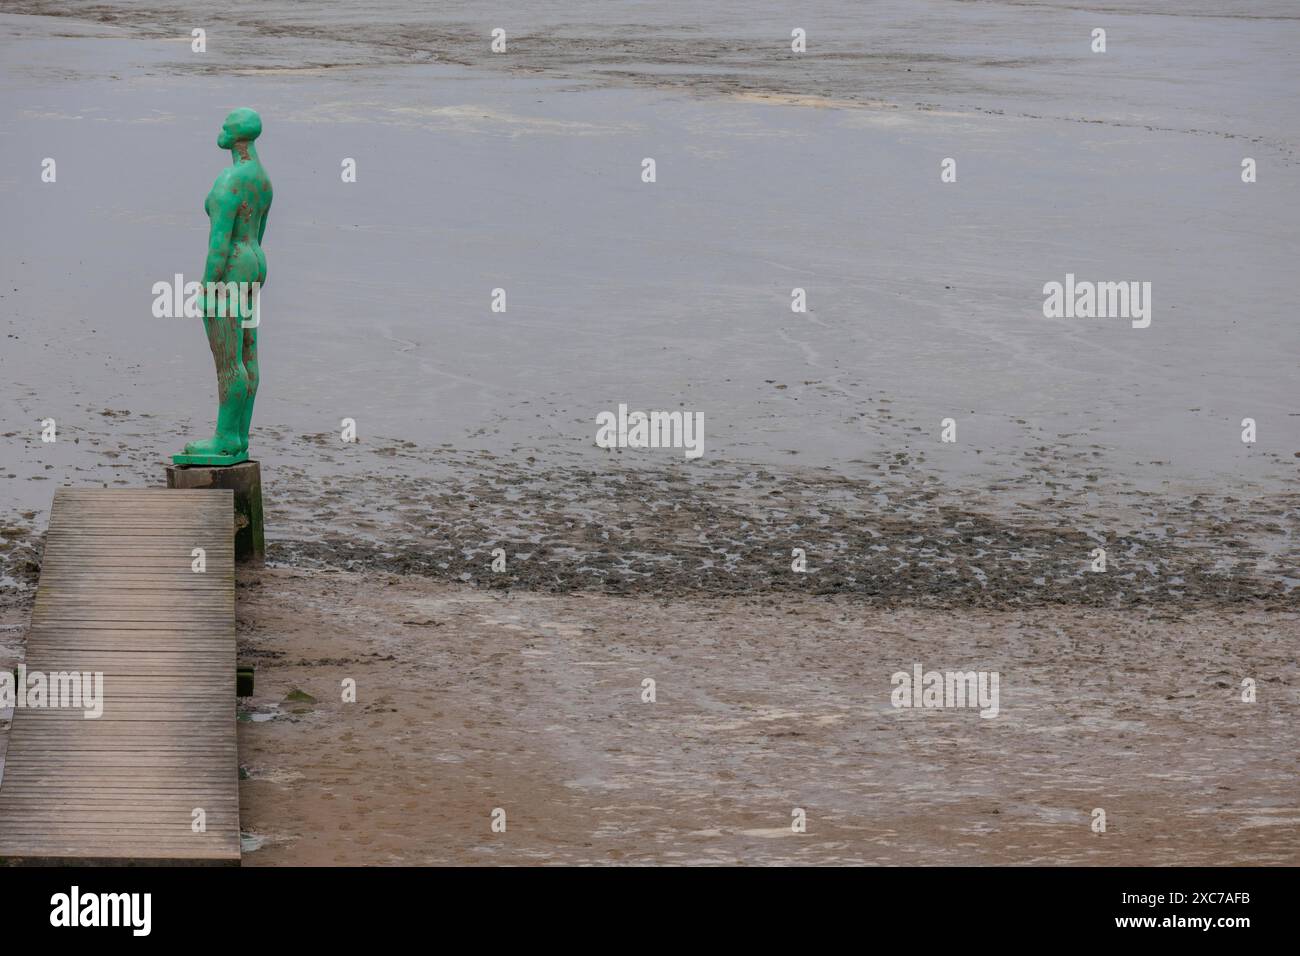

{"left": 0, "top": 1, "right": 1297, "bottom": 865}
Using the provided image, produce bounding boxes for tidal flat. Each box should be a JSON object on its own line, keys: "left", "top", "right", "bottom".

{"left": 0, "top": 2, "right": 1296, "bottom": 863}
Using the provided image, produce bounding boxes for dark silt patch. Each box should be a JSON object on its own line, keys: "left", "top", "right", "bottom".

{"left": 0, "top": 519, "right": 41, "bottom": 610}
{"left": 1, "top": 423, "right": 1294, "bottom": 613}
{"left": 264, "top": 445, "right": 1297, "bottom": 610}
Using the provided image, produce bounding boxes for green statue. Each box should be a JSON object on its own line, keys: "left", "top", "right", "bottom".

{"left": 175, "top": 108, "right": 273, "bottom": 466}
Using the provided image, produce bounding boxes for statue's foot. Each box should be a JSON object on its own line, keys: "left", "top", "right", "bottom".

{"left": 184, "top": 433, "right": 245, "bottom": 457}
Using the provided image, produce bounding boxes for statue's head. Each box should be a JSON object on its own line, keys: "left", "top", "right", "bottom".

{"left": 218, "top": 108, "right": 262, "bottom": 149}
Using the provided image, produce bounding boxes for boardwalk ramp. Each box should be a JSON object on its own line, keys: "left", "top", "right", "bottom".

{"left": 0, "top": 488, "right": 239, "bottom": 864}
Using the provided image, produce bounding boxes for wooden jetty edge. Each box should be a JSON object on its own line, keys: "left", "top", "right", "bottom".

{"left": 0, "top": 488, "right": 240, "bottom": 864}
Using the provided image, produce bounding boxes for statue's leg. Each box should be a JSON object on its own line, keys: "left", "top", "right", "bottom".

{"left": 239, "top": 322, "right": 258, "bottom": 452}
{"left": 184, "top": 308, "right": 249, "bottom": 457}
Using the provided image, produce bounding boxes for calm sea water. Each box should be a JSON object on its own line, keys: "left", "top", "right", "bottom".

{"left": 1, "top": 0, "right": 1297, "bottom": 518}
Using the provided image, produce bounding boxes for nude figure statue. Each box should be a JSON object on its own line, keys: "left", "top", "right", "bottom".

{"left": 175, "top": 108, "right": 273, "bottom": 465}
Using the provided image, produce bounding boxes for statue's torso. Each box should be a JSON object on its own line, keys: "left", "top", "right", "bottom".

{"left": 206, "top": 162, "right": 272, "bottom": 283}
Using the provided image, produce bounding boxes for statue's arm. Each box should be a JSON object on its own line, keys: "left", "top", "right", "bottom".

{"left": 202, "top": 182, "right": 238, "bottom": 283}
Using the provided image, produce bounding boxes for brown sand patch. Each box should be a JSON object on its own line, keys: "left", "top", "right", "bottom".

{"left": 234, "top": 567, "right": 1298, "bottom": 865}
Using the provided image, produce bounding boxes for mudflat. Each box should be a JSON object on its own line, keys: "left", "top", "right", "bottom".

{"left": 1, "top": 1, "right": 1296, "bottom": 865}
{"left": 231, "top": 568, "right": 1296, "bottom": 865}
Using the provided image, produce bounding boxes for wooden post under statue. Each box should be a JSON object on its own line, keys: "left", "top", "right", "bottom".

{"left": 166, "top": 460, "right": 265, "bottom": 563}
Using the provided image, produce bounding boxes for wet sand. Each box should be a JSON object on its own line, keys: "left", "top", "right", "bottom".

{"left": 230, "top": 568, "right": 1296, "bottom": 865}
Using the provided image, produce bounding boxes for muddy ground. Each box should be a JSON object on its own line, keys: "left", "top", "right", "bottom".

{"left": 1, "top": 422, "right": 1296, "bottom": 864}
{"left": 3, "top": 429, "right": 1296, "bottom": 609}
{"left": 3, "top": 465, "right": 1295, "bottom": 866}
{"left": 226, "top": 568, "right": 1296, "bottom": 865}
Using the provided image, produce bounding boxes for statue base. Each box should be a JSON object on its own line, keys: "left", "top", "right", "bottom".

{"left": 165, "top": 459, "right": 265, "bottom": 564}
{"left": 172, "top": 450, "right": 249, "bottom": 467}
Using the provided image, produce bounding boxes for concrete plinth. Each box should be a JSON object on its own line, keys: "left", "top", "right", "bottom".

{"left": 165, "top": 459, "right": 265, "bottom": 563}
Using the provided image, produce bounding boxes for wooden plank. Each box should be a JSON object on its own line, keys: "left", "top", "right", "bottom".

{"left": 0, "top": 487, "right": 240, "bottom": 865}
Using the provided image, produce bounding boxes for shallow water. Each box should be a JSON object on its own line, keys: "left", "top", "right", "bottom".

{"left": 0, "top": 2, "right": 1296, "bottom": 600}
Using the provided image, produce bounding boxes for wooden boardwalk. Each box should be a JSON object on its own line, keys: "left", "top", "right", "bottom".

{"left": 0, "top": 488, "right": 240, "bottom": 864}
